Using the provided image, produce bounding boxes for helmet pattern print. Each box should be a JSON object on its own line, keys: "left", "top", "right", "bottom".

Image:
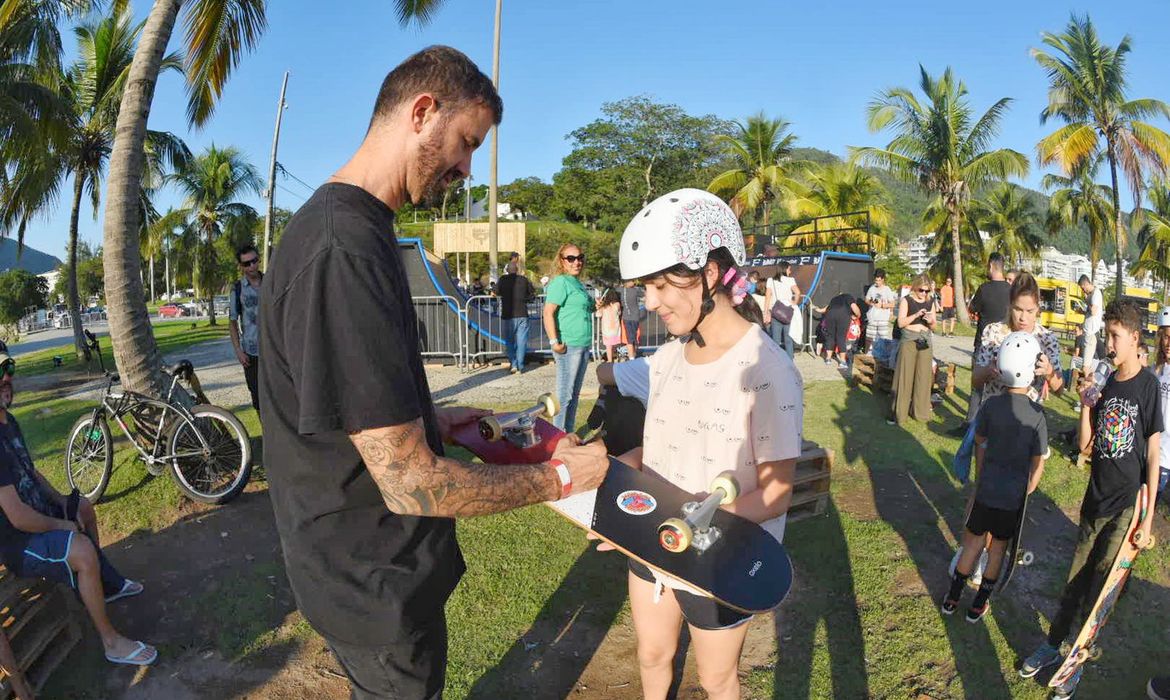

{"left": 619, "top": 189, "right": 748, "bottom": 347}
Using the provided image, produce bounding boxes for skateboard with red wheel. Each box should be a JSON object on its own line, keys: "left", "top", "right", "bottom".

{"left": 1048, "top": 485, "right": 1156, "bottom": 688}
{"left": 450, "top": 394, "right": 793, "bottom": 613}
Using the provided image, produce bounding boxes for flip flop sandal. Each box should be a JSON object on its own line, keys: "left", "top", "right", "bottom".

{"left": 106, "top": 641, "right": 157, "bottom": 666}
{"left": 105, "top": 579, "right": 144, "bottom": 603}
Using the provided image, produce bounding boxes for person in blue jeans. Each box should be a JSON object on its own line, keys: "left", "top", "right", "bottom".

{"left": 542, "top": 243, "right": 595, "bottom": 431}
{"left": 497, "top": 260, "right": 535, "bottom": 374}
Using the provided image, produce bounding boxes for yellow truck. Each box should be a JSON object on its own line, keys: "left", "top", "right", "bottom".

{"left": 1036, "top": 277, "right": 1158, "bottom": 335}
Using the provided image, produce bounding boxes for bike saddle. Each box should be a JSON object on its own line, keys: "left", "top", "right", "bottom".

{"left": 165, "top": 360, "right": 193, "bottom": 377}
{"left": 108, "top": 372, "right": 120, "bottom": 383}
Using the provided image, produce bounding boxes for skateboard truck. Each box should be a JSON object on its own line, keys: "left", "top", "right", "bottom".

{"left": 658, "top": 472, "right": 740, "bottom": 554}
{"left": 478, "top": 393, "right": 560, "bottom": 449}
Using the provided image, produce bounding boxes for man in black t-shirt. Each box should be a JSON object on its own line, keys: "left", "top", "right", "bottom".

{"left": 497, "top": 260, "right": 535, "bottom": 373}
{"left": 1021, "top": 301, "right": 1162, "bottom": 693}
{"left": 0, "top": 344, "right": 154, "bottom": 666}
{"left": 961, "top": 253, "right": 1012, "bottom": 430}
{"left": 258, "top": 47, "right": 608, "bottom": 700}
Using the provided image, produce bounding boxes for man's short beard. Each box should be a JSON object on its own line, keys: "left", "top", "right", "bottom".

{"left": 412, "top": 114, "right": 453, "bottom": 207}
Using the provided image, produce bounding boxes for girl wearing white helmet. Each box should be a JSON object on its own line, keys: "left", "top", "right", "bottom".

{"left": 943, "top": 331, "right": 1048, "bottom": 622}
{"left": 1155, "top": 306, "right": 1170, "bottom": 505}
{"left": 613, "top": 188, "right": 803, "bottom": 699}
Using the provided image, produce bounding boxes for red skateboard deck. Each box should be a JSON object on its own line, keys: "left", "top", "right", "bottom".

{"left": 450, "top": 402, "right": 793, "bottom": 614}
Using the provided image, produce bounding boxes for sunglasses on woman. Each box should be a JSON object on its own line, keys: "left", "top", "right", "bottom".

{"left": 562, "top": 254, "right": 586, "bottom": 263}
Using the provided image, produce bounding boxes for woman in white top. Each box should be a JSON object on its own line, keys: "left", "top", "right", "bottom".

{"left": 611, "top": 189, "right": 803, "bottom": 700}
{"left": 764, "top": 262, "right": 801, "bottom": 358}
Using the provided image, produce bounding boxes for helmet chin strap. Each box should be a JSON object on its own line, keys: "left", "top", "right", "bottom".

{"left": 690, "top": 274, "right": 717, "bottom": 348}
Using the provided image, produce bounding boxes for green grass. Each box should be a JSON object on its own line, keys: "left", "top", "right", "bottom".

{"left": 18, "top": 374, "right": 1170, "bottom": 699}
{"left": 17, "top": 320, "right": 229, "bottom": 377}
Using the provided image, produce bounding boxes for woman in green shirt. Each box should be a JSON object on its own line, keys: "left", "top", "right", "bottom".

{"left": 542, "top": 243, "right": 595, "bottom": 430}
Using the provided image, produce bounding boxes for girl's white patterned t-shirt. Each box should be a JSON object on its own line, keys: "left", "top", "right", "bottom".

{"left": 643, "top": 325, "right": 804, "bottom": 545}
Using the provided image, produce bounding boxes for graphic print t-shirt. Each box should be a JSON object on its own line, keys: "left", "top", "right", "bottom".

{"left": 229, "top": 278, "right": 261, "bottom": 356}
{"left": 1086, "top": 368, "right": 1162, "bottom": 518}
{"left": 643, "top": 325, "right": 804, "bottom": 546}
{"left": 0, "top": 417, "right": 56, "bottom": 566}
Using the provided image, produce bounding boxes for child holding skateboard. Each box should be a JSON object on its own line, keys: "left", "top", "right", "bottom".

{"left": 942, "top": 331, "right": 1048, "bottom": 622}
{"left": 608, "top": 189, "right": 803, "bottom": 700}
{"left": 1021, "top": 300, "right": 1161, "bottom": 699}
{"left": 1155, "top": 307, "right": 1170, "bottom": 509}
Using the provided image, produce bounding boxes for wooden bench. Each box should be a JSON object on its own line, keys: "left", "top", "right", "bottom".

{"left": 0, "top": 567, "right": 82, "bottom": 700}
{"left": 788, "top": 440, "right": 833, "bottom": 524}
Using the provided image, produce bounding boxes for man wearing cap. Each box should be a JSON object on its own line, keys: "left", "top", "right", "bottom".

{"left": 0, "top": 343, "right": 155, "bottom": 666}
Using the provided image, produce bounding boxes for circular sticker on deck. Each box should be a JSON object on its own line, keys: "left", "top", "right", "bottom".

{"left": 616, "top": 490, "right": 657, "bottom": 515}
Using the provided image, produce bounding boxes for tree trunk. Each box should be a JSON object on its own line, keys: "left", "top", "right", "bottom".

{"left": 100, "top": 0, "right": 180, "bottom": 396}
{"left": 950, "top": 202, "right": 970, "bottom": 325}
{"left": 1107, "top": 137, "right": 1125, "bottom": 298}
{"left": 67, "top": 174, "right": 89, "bottom": 360}
{"left": 205, "top": 231, "right": 217, "bottom": 326}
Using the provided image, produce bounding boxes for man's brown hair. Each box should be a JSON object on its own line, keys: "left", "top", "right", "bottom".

{"left": 369, "top": 45, "right": 502, "bottom": 129}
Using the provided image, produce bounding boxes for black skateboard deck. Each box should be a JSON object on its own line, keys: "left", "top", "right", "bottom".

{"left": 451, "top": 408, "right": 793, "bottom": 614}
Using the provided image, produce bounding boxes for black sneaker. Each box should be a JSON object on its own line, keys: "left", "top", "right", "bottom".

{"left": 1149, "top": 676, "right": 1170, "bottom": 700}
{"left": 948, "top": 423, "right": 970, "bottom": 437}
{"left": 965, "top": 601, "right": 989, "bottom": 623}
{"left": 940, "top": 595, "right": 959, "bottom": 615}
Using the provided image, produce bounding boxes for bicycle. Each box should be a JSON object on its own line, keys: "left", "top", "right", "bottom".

{"left": 64, "top": 330, "right": 252, "bottom": 505}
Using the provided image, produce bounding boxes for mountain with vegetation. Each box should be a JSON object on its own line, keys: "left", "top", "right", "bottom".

{"left": 791, "top": 147, "right": 1135, "bottom": 260}
{"left": 0, "top": 239, "right": 62, "bottom": 275}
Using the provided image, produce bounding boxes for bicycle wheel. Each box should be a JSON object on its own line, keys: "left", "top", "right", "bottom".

{"left": 65, "top": 413, "right": 113, "bottom": 502}
{"left": 167, "top": 404, "right": 252, "bottom": 504}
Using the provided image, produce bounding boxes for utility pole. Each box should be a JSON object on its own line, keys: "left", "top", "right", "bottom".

{"left": 465, "top": 176, "right": 472, "bottom": 221}
{"left": 487, "top": 0, "right": 502, "bottom": 283}
{"left": 262, "top": 71, "right": 290, "bottom": 271}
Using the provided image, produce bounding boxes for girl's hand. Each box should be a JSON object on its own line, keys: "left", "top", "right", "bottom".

{"left": 586, "top": 532, "right": 615, "bottom": 552}
{"left": 1034, "top": 353, "right": 1053, "bottom": 378}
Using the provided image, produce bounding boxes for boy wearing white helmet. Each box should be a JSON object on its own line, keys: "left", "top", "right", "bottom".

{"left": 942, "top": 331, "right": 1048, "bottom": 623}
{"left": 1156, "top": 306, "right": 1170, "bottom": 505}
{"left": 607, "top": 188, "right": 803, "bottom": 699}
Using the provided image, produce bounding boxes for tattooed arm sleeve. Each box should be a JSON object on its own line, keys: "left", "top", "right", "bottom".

{"left": 349, "top": 419, "right": 560, "bottom": 517}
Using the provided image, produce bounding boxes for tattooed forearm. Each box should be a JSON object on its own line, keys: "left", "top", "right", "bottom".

{"left": 349, "top": 419, "right": 559, "bottom": 517}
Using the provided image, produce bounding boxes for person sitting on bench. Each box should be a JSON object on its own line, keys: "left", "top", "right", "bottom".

{"left": 0, "top": 342, "right": 155, "bottom": 666}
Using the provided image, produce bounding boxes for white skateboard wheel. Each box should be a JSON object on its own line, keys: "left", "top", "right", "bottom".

{"left": 1020, "top": 551, "right": 1034, "bottom": 566}
{"left": 478, "top": 416, "right": 503, "bottom": 442}
{"left": 711, "top": 472, "right": 739, "bottom": 504}
{"left": 658, "top": 518, "right": 692, "bottom": 553}
{"left": 538, "top": 393, "right": 560, "bottom": 418}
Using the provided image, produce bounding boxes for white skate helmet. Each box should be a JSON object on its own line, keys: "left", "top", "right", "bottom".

{"left": 1159, "top": 306, "right": 1170, "bottom": 328}
{"left": 998, "top": 331, "right": 1042, "bottom": 389}
{"left": 619, "top": 188, "right": 746, "bottom": 280}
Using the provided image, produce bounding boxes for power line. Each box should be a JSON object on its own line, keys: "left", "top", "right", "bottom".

{"left": 275, "top": 183, "right": 307, "bottom": 203}
{"left": 276, "top": 163, "right": 316, "bottom": 193}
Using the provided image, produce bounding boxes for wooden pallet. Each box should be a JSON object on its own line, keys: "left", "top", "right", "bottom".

{"left": 789, "top": 441, "right": 833, "bottom": 524}
{"left": 0, "top": 568, "right": 82, "bottom": 700}
{"left": 852, "top": 354, "right": 952, "bottom": 395}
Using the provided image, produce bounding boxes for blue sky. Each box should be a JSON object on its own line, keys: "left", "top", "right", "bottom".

{"left": 18, "top": 0, "right": 1170, "bottom": 261}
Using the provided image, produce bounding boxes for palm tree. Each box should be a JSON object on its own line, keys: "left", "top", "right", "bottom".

{"left": 1033, "top": 14, "right": 1170, "bottom": 297}
{"left": 61, "top": 0, "right": 444, "bottom": 394}
{"left": 786, "top": 162, "right": 892, "bottom": 251}
{"left": 851, "top": 66, "right": 1029, "bottom": 324}
{"left": 1, "top": 10, "right": 187, "bottom": 358}
{"left": 1133, "top": 179, "right": 1170, "bottom": 300}
{"left": 708, "top": 113, "right": 803, "bottom": 232}
{"left": 170, "top": 145, "right": 261, "bottom": 325}
{"left": 1042, "top": 161, "right": 1114, "bottom": 280}
{"left": 971, "top": 184, "right": 1043, "bottom": 268}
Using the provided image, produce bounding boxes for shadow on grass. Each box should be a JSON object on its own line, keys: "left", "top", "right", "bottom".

{"left": 836, "top": 380, "right": 1017, "bottom": 698}
{"left": 771, "top": 501, "right": 869, "bottom": 698}
{"left": 466, "top": 547, "right": 629, "bottom": 699}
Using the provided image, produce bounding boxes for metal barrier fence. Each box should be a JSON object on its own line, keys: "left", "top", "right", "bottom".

{"left": 413, "top": 294, "right": 666, "bottom": 369}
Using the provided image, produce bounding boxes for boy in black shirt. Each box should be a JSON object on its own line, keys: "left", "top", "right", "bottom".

{"left": 942, "top": 332, "right": 1047, "bottom": 622}
{"left": 1020, "top": 301, "right": 1161, "bottom": 698}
